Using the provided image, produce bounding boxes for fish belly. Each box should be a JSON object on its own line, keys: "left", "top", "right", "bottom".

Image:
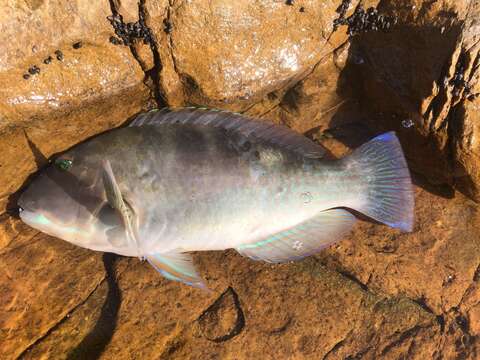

{"left": 155, "top": 163, "right": 363, "bottom": 253}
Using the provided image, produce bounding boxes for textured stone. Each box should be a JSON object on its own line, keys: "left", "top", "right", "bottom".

{"left": 0, "top": 1, "right": 113, "bottom": 72}
{"left": 1, "top": 240, "right": 441, "bottom": 360}
{"left": 0, "top": 234, "right": 105, "bottom": 359}
{"left": 161, "top": 0, "right": 357, "bottom": 110}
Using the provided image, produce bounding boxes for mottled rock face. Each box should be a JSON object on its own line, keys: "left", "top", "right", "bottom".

{"left": 167, "top": 0, "right": 342, "bottom": 107}
{"left": 1, "top": 0, "right": 480, "bottom": 359}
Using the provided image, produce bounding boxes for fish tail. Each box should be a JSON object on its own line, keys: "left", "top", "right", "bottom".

{"left": 344, "top": 132, "right": 414, "bottom": 232}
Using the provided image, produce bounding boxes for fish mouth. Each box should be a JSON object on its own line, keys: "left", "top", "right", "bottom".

{"left": 17, "top": 191, "right": 33, "bottom": 214}
{"left": 18, "top": 208, "right": 64, "bottom": 241}
{"left": 18, "top": 207, "right": 40, "bottom": 228}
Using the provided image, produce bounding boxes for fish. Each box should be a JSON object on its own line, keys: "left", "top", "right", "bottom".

{"left": 18, "top": 108, "right": 414, "bottom": 289}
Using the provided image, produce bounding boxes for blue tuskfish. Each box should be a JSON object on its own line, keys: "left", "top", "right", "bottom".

{"left": 18, "top": 108, "right": 414, "bottom": 288}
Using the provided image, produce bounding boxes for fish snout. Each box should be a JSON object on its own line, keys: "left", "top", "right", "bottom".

{"left": 18, "top": 197, "right": 38, "bottom": 212}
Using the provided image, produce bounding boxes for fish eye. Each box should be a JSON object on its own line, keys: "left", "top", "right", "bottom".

{"left": 55, "top": 158, "right": 73, "bottom": 171}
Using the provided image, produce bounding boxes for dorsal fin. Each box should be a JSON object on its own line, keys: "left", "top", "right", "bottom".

{"left": 129, "top": 108, "right": 326, "bottom": 158}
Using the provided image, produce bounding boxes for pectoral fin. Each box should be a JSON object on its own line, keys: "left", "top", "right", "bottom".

{"left": 146, "top": 251, "right": 207, "bottom": 289}
{"left": 236, "top": 209, "right": 356, "bottom": 263}
{"left": 101, "top": 160, "right": 140, "bottom": 253}
{"left": 102, "top": 159, "right": 125, "bottom": 210}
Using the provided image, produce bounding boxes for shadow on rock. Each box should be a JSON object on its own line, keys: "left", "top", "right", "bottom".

{"left": 330, "top": 20, "right": 465, "bottom": 200}
{"left": 6, "top": 131, "right": 49, "bottom": 219}
{"left": 67, "top": 253, "right": 121, "bottom": 360}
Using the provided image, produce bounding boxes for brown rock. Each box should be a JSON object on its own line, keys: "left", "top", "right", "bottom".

{"left": 0, "top": 1, "right": 113, "bottom": 72}
{"left": 0, "top": 237, "right": 441, "bottom": 359}
{"left": 321, "top": 177, "right": 480, "bottom": 315}
{"left": 0, "top": 213, "right": 37, "bottom": 251}
{"left": 0, "top": 234, "right": 105, "bottom": 358}
{"left": 160, "top": 0, "right": 361, "bottom": 109}
{"left": 196, "top": 287, "right": 244, "bottom": 342}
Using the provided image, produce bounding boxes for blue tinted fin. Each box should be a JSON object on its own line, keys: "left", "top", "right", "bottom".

{"left": 235, "top": 209, "right": 356, "bottom": 263}
{"left": 146, "top": 251, "right": 207, "bottom": 289}
{"left": 345, "top": 131, "right": 414, "bottom": 232}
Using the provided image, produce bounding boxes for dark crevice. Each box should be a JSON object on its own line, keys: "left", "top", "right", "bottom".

{"left": 447, "top": 93, "right": 471, "bottom": 198}
{"left": 337, "top": 270, "right": 369, "bottom": 292}
{"left": 333, "top": 1, "right": 397, "bottom": 36}
{"left": 165, "top": 1, "right": 180, "bottom": 76}
{"left": 17, "top": 275, "right": 107, "bottom": 359}
{"left": 139, "top": 0, "right": 166, "bottom": 108}
{"left": 423, "top": 29, "right": 463, "bottom": 134}
{"left": 380, "top": 326, "right": 421, "bottom": 356}
{"left": 412, "top": 296, "right": 436, "bottom": 315}
{"left": 473, "top": 264, "right": 480, "bottom": 282}
{"left": 450, "top": 50, "right": 472, "bottom": 100}
{"left": 106, "top": 0, "right": 166, "bottom": 108}
{"left": 454, "top": 312, "right": 470, "bottom": 334}
{"left": 467, "top": 49, "right": 480, "bottom": 83}
{"left": 437, "top": 315, "right": 446, "bottom": 334}
{"left": 411, "top": 297, "right": 446, "bottom": 332}
{"left": 67, "top": 253, "right": 122, "bottom": 360}
{"left": 322, "top": 332, "right": 351, "bottom": 360}
{"left": 448, "top": 307, "right": 477, "bottom": 357}
{"left": 323, "top": 340, "right": 345, "bottom": 359}
{"left": 345, "top": 345, "right": 373, "bottom": 360}
{"left": 196, "top": 287, "right": 245, "bottom": 343}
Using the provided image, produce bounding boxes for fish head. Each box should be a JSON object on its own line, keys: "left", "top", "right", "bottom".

{"left": 18, "top": 149, "right": 129, "bottom": 253}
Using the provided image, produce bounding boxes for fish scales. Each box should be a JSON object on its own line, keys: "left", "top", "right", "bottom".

{"left": 95, "top": 124, "right": 342, "bottom": 253}
{"left": 18, "top": 108, "right": 413, "bottom": 289}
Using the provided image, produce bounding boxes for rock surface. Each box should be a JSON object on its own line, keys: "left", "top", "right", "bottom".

{"left": 0, "top": 0, "right": 479, "bottom": 359}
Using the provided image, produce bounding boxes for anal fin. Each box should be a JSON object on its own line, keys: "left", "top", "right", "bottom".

{"left": 236, "top": 209, "right": 356, "bottom": 263}
{"left": 146, "top": 251, "right": 207, "bottom": 289}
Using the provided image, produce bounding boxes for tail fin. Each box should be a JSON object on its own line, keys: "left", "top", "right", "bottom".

{"left": 346, "top": 132, "right": 414, "bottom": 232}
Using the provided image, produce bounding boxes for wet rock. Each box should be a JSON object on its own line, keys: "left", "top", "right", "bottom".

{"left": 0, "top": 232, "right": 441, "bottom": 359}
{"left": 158, "top": 0, "right": 358, "bottom": 109}
{"left": 0, "top": 233, "right": 105, "bottom": 358}
{"left": 0, "top": 1, "right": 110, "bottom": 72}
{"left": 321, "top": 172, "right": 480, "bottom": 315}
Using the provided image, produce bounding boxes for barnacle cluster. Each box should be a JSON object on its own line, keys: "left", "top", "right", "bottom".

{"left": 333, "top": 1, "right": 397, "bottom": 36}
{"left": 450, "top": 52, "right": 472, "bottom": 99}
{"left": 107, "top": 12, "right": 153, "bottom": 46}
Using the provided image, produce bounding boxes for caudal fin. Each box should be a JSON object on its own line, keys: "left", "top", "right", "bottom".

{"left": 346, "top": 132, "right": 414, "bottom": 232}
